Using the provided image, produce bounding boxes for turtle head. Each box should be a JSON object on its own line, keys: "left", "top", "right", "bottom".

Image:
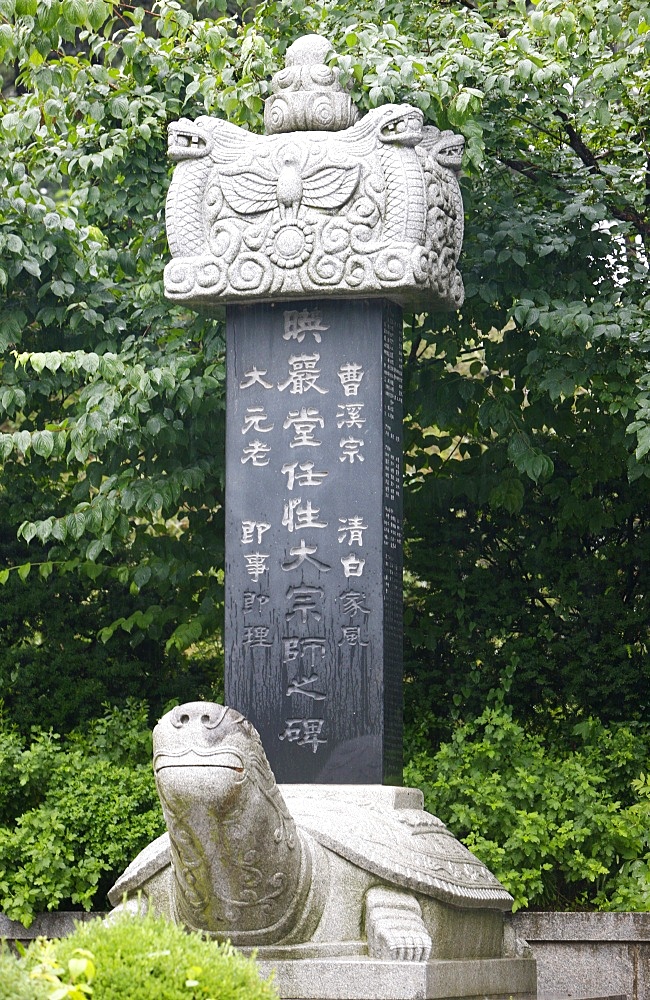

{"left": 376, "top": 105, "right": 423, "bottom": 147}
{"left": 167, "top": 118, "right": 213, "bottom": 161}
{"left": 153, "top": 701, "right": 263, "bottom": 806}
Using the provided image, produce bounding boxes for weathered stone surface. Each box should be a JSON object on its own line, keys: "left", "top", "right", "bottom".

{"left": 254, "top": 956, "right": 537, "bottom": 1000}
{"left": 513, "top": 911, "right": 650, "bottom": 1000}
{"left": 224, "top": 298, "right": 403, "bottom": 784}
{"left": 0, "top": 911, "right": 104, "bottom": 944}
{"left": 109, "top": 702, "right": 514, "bottom": 964}
{"left": 164, "top": 36, "right": 464, "bottom": 310}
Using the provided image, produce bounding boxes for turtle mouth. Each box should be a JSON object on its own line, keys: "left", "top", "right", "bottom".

{"left": 168, "top": 120, "right": 209, "bottom": 161}
{"left": 153, "top": 747, "right": 244, "bottom": 773}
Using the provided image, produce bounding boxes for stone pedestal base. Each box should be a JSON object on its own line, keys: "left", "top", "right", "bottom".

{"left": 257, "top": 955, "right": 537, "bottom": 1000}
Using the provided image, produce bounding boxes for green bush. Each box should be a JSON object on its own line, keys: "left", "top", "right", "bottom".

{"left": 0, "top": 944, "right": 48, "bottom": 1000}
{"left": 13, "top": 911, "right": 278, "bottom": 1000}
{"left": 0, "top": 702, "right": 165, "bottom": 926}
{"left": 405, "top": 703, "right": 650, "bottom": 911}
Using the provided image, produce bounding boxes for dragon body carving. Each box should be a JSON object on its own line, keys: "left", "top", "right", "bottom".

{"left": 164, "top": 105, "right": 464, "bottom": 310}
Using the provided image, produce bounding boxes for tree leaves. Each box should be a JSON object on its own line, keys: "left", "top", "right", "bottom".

{"left": 0, "top": 0, "right": 648, "bottom": 727}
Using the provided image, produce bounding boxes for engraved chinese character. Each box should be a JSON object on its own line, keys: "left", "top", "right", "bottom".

{"left": 336, "top": 403, "right": 366, "bottom": 429}
{"left": 283, "top": 309, "right": 328, "bottom": 344}
{"left": 281, "top": 461, "right": 328, "bottom": 490}
{"left": 283, "top": 637, "right": 301, "bottom": 662}
{"left": 283, "top": 407, "right": 324, "bottom": 448}
{"left": 278, "top": 354, "right": 328, "bottom": 395}
{"left": 282, "top": 498, "right": 327, "bottom": 533}
{"left": 241, "top": 439, "right": 271, "bottom": 466}
{"left": 282, "top": 539, "right": 331, "bottom": 573}
{"left": 243, "top": 592, "right": 270, "bottom": 615}
{"left": 285, "top": 585, "right": 324, "bottom": 624}
{"left": 243, "top": 626, "right": 272, "bottom": 648}
{"left": 338, "top": 625, "right": 369, "bottom": 647}
{"left": 341, "top": 553, "right": 365, "bottom": 578}
{"left": 279, "top": 718, "right": 327, "bottom": 752}
{"left": 337, "top": 362, "right": 364, "bottom": 396}
{"left": 338, "top": 516, "right": 368, "bottom": 546}
{"left": 339, "top": 437, "right": 364, "bottom": 463}
{"left": 243, "top": 552, "right": 270, "bottom": 582}
{"left": 339, "top": 590, "right": 371, "bottom": 617}
{"left": 282, "top": 636, "right": 326, "bottom": 667}
{"left": 300, "top": 637, "right": 327, "bottom": 668}
{"left": 241, "top": 520, "right": 271, "bottom": 544}
{"left": 242, "top": 406, "right": 274, "bottom": 434}
{"left": 286, "top": 673, "right": 326, "bottom": 700}
{"left": 240, "top": 367, "right": 274, "bottom": 390}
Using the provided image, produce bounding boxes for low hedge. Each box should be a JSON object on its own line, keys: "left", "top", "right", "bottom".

{"left": 1, "top": 910, "right": 278, "bottom": 1000}
{"left": 405, "top": 703, "right": 650, "bottom": 911}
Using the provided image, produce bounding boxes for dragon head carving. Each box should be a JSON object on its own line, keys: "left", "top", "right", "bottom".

{"left": 375, "top": 105, "right": 424, "bottom": 148}
{"left": 167, "top": 117, "right": 214, "bottom": 161}
{"left": 421, "top": 127, "right": 465, "bottom": 175}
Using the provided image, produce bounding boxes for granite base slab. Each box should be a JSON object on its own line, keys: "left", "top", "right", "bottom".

{"left": 257, "top": 956, "right": 537, "bottom": 1000}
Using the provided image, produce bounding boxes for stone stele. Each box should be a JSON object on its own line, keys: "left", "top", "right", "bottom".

{"left": 109, "top": 702, "right": 536, "bottom": 999}
{"left": 164, "top": 34, "right": 464, "bottom": 310}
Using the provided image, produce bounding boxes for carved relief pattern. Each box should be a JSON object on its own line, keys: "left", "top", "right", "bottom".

{"left": 282, "top": 793, "right": 514, "bottom": 909}
{"left": 164, "top": 105, "right": 465, "bottom": 310}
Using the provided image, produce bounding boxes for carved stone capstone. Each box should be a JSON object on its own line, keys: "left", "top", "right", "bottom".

{"left": 109, "top": 701, "right": 515, "bottom": 963}
{"left": 164, "top": 34, "right": 465, "bottom": 310}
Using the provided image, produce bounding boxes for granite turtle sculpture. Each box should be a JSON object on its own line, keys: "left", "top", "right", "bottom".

{"left": 109, "top": 701, "right": 513, "bottom": 961}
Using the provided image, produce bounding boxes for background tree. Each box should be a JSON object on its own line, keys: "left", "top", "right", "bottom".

{"left": 0, "top": 0, "right": 648, "bottom": 738}
{"left": 1, "top": 0, "right": 650, "bottom": 914}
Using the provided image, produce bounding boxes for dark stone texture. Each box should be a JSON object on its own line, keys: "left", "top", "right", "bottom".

{"left": 225, "top": 299, "right": 403, "bottom": 784}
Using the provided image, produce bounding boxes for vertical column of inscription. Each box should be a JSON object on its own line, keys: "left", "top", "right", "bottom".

{"left": 381, "top": 301, "right": 404, "bottom": 785}
{"left": 225, "top": 299, "right": 401, "bottom": 783}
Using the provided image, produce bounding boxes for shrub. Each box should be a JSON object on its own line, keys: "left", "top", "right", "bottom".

{"left": 16, "top": 910, "right": 278, "bottom": 1000}
{"left": 404, "top": 703, "right": 650, "bottom": 911}
{"left": 0, "top": 702, "right": 165, "bottom": 926}
{"left": 0, "top": 944, "right": 48, "bottom": 1000}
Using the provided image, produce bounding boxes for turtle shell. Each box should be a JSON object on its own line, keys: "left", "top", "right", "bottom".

{"left": 108, "top": 832, "right": 170, "bottom": 906}
{"left": 282, "top": 785, "right": 513, "bottom": 911}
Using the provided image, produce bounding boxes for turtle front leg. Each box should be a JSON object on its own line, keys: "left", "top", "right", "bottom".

{"left": 364, "top": 886, "right": 432, "bottom": 962}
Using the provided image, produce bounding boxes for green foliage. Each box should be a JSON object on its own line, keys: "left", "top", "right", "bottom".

{"left": 405, "top": 703, "right": 650, "bottom": 911}
{"left": 0, "top": 0, "right": 647, "bottom": 695}
{"left": 0, "top": 0, "right": 649, "bottom": 912}
{"left": 393, "top": 0, "right": 650, "bottom": 730}
{"left": 0, "top": 703, "right": 164, "bottom": 926}
{"left": 0, "top": 0, "right": 236, "bottom": 682}
{"left": 2, "top": 911, "right": 278, "bottom": 1000}
{"left": 0, "top": 0, "right": 646, "bottom": 735}
{"left": 0, "top": 561, "right": 222, "bottom": 736}
{"left": 0, "top": 943, "right": 49, "bottom": 1000}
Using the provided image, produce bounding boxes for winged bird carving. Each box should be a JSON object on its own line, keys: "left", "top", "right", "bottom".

{"left": 218, "top": 146, "right": 361, "bottom": 220}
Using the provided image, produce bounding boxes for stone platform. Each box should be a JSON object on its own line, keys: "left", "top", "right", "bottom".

{"left": 257, "top": 955, "right": 537, "bottom": 1000}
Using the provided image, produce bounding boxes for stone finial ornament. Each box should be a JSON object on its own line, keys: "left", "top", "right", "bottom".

{"left": 109, "top": 701, "right": 514, "bottom": 961}
{"left": 164, "top": 34, "right": 465, "bottom": 310}
{"left": 264, "top": 34, "right": 359, "bottom": 134}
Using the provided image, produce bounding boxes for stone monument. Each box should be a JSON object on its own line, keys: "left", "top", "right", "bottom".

{"left": 110, "top": 34, "right": 536, "bottom": 999}
{"left": 165, "top": 32, "right": 464, "bottom": 784}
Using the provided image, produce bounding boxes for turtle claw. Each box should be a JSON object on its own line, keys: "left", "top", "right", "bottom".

{"left": 365, "top": 886, "right": 433, "bottom": 963}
